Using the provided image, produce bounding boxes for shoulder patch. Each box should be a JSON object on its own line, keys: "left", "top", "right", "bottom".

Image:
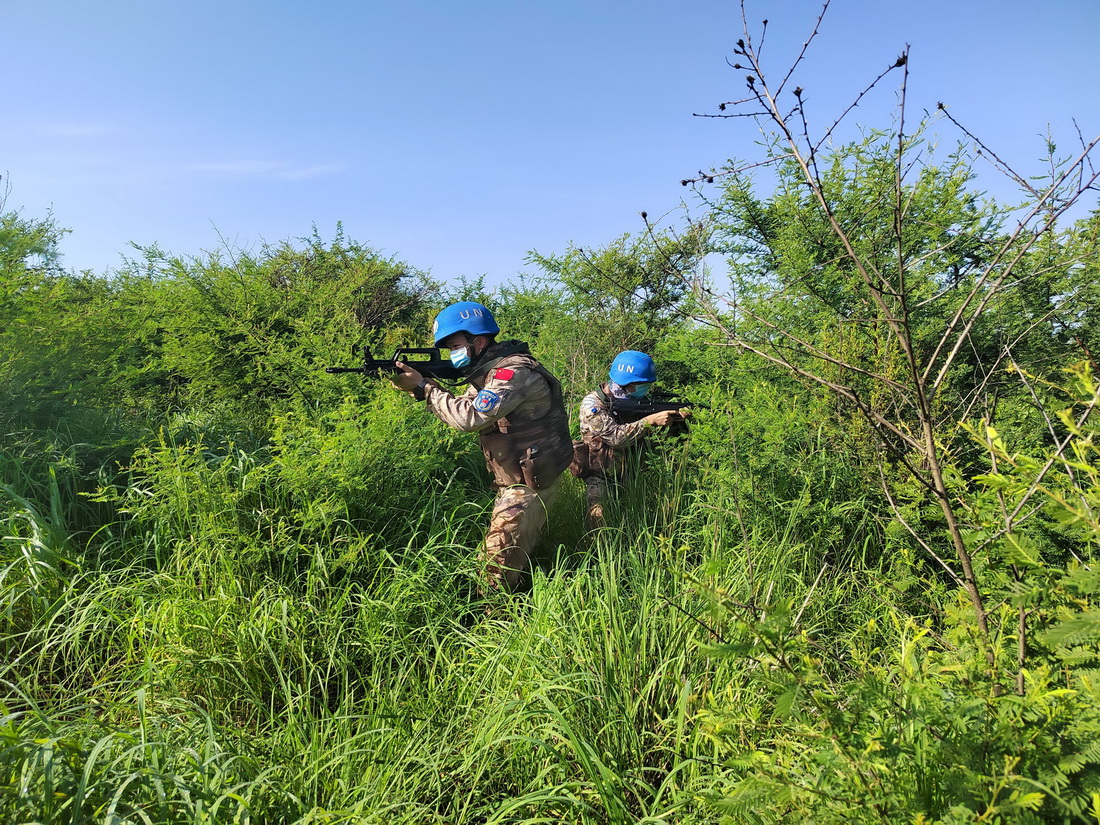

{"left": 492, "top": 367, "right": 514, "bottom": 381}
{"left": 474, "top": 389, "right": 502, "bottom": 413}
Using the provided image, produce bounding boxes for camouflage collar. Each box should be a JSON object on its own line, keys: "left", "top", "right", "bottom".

{"left": 466, "top": 339, "right": 531, "bottom": 381}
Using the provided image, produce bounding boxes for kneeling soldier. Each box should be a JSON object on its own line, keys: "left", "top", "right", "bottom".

{"left": 578, "top": 350, "right": 689, "bottom": 528}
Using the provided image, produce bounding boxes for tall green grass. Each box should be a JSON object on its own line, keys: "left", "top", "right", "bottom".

{"left": 2, "top": 428, "right": 786, "bottom": 823}
{"left": 6, "top": 408, "right": 1097, "bottom": 823}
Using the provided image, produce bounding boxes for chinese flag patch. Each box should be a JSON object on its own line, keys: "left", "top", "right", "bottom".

{"left": 493, "top": 368, "right": 515, "bottom": 381}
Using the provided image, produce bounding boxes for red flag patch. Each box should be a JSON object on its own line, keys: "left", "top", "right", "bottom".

{"left": 493, "top": 368, "right": 515, "bottom": 381}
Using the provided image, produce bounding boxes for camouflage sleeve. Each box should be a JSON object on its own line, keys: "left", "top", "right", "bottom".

{"left": 424, "top": 366, "right": 537, "bottom": 432}
{"left": 578, "top": 392, "right": 647, "bottom": 448}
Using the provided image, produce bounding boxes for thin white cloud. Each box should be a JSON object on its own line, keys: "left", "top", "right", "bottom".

{"left": 191, "top": 160, "right": 345, "bottom": 179}
{"left": 279, "top": 164, "right": 346, "bottom": 180}
{"left": 36, "top": 122, "right": 116, "bottom": 138}
{"left": 191, "top": 160, "right": 284, "bottom": 175}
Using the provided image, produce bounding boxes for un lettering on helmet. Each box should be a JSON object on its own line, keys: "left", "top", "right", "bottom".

{"left": 608, "top": 350, "right": 656, "bottom": 385}
{"left": 433, "top": 301, "right": 500, "bottom": 346}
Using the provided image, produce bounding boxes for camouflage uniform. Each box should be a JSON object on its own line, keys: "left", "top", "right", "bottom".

{"left": 424, "top": 341, "right": 572, "bottom": 592}
{"left": 578, "top": 383, "right": 649, "bottom": 528}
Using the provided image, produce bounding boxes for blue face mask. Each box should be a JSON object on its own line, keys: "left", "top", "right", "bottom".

{"left": 629, "top": 384, "right": 651, "bottom": 399}
{"left": 449, "top": 346, "right": 472, "bottom": 369}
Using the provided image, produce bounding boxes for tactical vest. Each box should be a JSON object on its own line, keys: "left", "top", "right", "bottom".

{"left": 469, "top": 342, "right": 574, "bottom": 490}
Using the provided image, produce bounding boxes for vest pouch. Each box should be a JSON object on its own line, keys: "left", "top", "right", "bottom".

{"left": 519, "top": 445, "right": 562, "bottom": 490}
{"left": 480, "top": 429, "right": 525, "bottom": 488}
{"left": 582, "top": 435, "right": 617, "bottom": 477}
{"left": 568, "top": 440, "right": 590, "bottom": 479}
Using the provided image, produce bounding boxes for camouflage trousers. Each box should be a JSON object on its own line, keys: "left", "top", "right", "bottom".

{"left": 481, "top": 478, "right": 561, "bottom": 592}
{"left": 585, "top": 475, "right": 610, "bottom": 530}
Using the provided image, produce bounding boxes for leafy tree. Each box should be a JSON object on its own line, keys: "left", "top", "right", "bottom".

{"left": 526, "top": 225, "right": 708, "bottom": 395}
{"left": 133, "top": 227, "right": 434, "bottom": 427}
{"left": 683, "top": 6, "right": 1099, "bottom": 655}
{"left": 0, "top": 197, "right": 136, "bottom": 432}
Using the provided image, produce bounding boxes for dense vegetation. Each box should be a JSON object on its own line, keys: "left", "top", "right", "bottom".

{"left": 4, "top": 16, "right": 1100, "bottom": 825}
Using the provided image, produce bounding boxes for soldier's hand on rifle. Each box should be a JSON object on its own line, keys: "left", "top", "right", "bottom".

{"left": 644, "top": 409, "right": 683, "bottom": 427}
{"left": 390, "top": 361, "right": 424, "bottom": 393}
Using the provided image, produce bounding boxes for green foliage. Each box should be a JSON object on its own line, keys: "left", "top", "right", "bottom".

{"left": 0, "top": 245, "right": 147, "bottom": 432}
{"left": 1, "top": 53, "right": 1098, "bottom": 818}
{"left": 710, "top": 135, "right": 1020, "bottom": 435}
{"left": 89, "top": 400, "right": 481, "bottom": 585}
{"left": 1, "top": 476, "right": 79, "bottom": 664}
{"left": 1, "top": 223, "right": 430, "bottom": 442}
{"left": 528, "top": 227, "right": 704, "bottom": 338}
{"left": 0, "top": 197, "right": 67, "bottom": 275}
{"left": 526, "top": 227, "right": 707, "bottom": 397}
{"left": 683, "top": 351, "right": 890, "bottom": 587}
{"left": 698, "top": 38, "right": 1096, "bottom": 661}
{"left": 0, "top": 693, "right": 298, "bottom": 823}
{"left": 269, "top": 391, "right": 479, "bottom": 539}
{"left": 694, "top": 363, "right": 1100, "bottom": 823}
{"left": 2, "top": 460, "right": 734, "bottom": 823}
{"left": 699, "top": 594, "right": 1100, "bottom": 823}
{"left": 142, "top": 227, "right": 432, "bottom": 425}
{"left": 1050, "top": 212, "right": 1100, "bottom": 369}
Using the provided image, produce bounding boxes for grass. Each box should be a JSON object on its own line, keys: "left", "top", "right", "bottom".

{"left": 7, "top": 426, "right": 1095, "bottom": 824}
{"left": 1, "top": 442, "right": 779, "bottom": 823}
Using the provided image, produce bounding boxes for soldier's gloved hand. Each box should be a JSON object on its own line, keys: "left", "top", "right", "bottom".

{"left": 390, "top": 361, "right": 425, "bottom": 393}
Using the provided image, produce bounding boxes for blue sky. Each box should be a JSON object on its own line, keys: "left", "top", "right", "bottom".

{"left": 4, "top": 0, "right": 1097, "bottom": 285}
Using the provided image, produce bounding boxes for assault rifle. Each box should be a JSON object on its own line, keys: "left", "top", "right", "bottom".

{"left": 325, "top": 346, "right": 466, "bottom": 381}
{"left": 608, "top": 391, "right": 706, "bottom": 425}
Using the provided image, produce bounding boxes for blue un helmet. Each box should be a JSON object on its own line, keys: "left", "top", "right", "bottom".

{"left": 609, "top": 350, "right": 657, "bottom": 386}
{"left": 432, "top": 301, "right": 500, "bottom": 346}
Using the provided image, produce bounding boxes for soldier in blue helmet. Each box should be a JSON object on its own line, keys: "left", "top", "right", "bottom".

{"left": 390, "top": 301, "right": 574, "bottom": 594}
{"left": 576, "top": 350, "right": 690, "bottom": 528}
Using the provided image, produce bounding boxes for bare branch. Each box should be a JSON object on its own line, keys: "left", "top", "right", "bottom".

{"left": 719, "top": 336, "right": 924, "bottom": 452}
{"left": 1003, "top": 364, "right": 1100, "bottom": 529}
{"left": 735, "top": 303, "right": 918, "bottom": 397}
{"left": 1073, "top": 118, "right": 1098, "bottom": 184}
{"left": 936, "top": 104, "right": 1040, "bottom": 197}
{"left": 879, "top": 465, "right": 965, "bottom": 587}
{"left": 679, "top": 153, "right": 794, "bottom": 186}
{"left": 774, "top": 0, "right": 831, "bottom": 99}
{"left": 953, "top": 310, "right": 1060, "bottom": 424}
{"left": 813, "top": 52, "right": 909, "bottom": 154}
{"left": 928, "top": 157, "right": 1100, "bottom": 394}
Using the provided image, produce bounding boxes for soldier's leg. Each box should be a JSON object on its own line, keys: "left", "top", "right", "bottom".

{"left": 482, "top": 479, "right": 561, "bottom": 592}
{"left": 585, "top": 475, "right": 608, "bottom": 530}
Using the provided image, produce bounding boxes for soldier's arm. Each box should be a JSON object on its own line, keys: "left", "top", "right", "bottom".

{"left": 579, "top": 397, "right": 648, "bottom": 448}
{"left": 425, "top": 366, "right": 530, "bottom": 432}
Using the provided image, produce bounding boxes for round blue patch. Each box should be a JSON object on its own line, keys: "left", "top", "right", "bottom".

{"left": 474, "top": 389, "right": 502, "bottom": 413}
